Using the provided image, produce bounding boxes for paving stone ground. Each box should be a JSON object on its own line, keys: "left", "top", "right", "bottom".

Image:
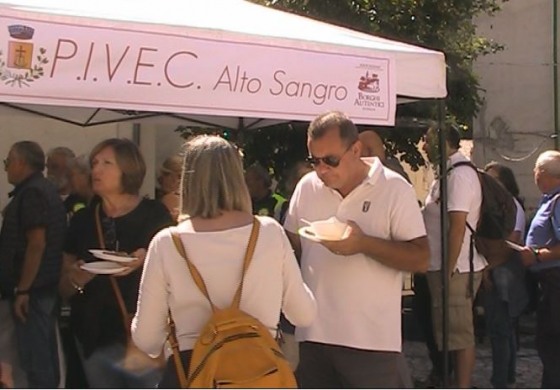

{"left": 404, "top": 313, "right": 542, "bottom": 388}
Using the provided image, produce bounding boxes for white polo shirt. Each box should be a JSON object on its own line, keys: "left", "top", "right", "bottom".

{"left": 284, "top": 157, "right": 426, "bottom": 352}
{"left": 423, "top": 152, "right": 487, "bottom": 273}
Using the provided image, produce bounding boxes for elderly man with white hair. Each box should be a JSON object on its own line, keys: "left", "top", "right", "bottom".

{"left": 520, "top": 150, "right": 560, "bottom": 388}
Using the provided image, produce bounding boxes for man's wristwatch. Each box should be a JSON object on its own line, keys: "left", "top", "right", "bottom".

{"left": 14, "top": 287, "right": 30, "bottom": 296}
{"left": 531, "top": 247, "right": 542, "bottom": 263}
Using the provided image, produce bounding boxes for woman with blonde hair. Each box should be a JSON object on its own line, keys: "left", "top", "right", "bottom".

{"left": 132, "top": 135, "right": 316, "bottom": 388}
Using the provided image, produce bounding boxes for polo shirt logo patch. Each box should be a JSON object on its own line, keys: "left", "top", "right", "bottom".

{"left": 362, "top": 201, "right": 371, "bottom": 212}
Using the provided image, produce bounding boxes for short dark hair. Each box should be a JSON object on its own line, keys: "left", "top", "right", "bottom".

{"left": 89, "top": 138, "right": 146, "bottom": 195}
{"left": 245, "top": 163, "right": 272, "bottom": 188}
{"left": 12, "top": 141, "right": 45, "bottom": 172}
{"left": 308, "top": 111, "right": 358, "bottom": 146}
{"left": 445, "top": 124, "right": 461, "bottom": 150}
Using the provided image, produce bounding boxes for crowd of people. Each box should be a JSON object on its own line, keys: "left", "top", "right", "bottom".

{"left": 0, "top": 110, "right": 558, "bottom": 389}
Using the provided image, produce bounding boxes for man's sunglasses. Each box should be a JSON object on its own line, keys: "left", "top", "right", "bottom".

{"left": 305, "top": 143, "right": 354, "bottom": 168}
{"left": 305, "top": 155, "right": 344, "bottom": 168}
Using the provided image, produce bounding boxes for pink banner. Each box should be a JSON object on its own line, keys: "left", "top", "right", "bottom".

{"left": 0, "top": 16, "right": 396, "bottom": 125}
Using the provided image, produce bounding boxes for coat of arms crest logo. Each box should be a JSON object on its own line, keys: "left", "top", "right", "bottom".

{"left": 0, "top": 25, "right": 48, "bottom": 87}
{"left": 357, "top": 71, "right": 380, "bottom": 93}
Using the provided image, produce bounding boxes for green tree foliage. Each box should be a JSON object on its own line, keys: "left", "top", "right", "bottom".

{"left": 182, "top": 1, "right": 506, "bottom": 189}
{"left": 256, "top": 0, "right": 506, "bottom": 126}
{"left": 177, "top": 123, "right": 310, "bottom": 195}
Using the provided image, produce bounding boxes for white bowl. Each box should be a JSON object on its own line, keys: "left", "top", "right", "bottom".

{"left": 310, "top": 217, "right": 349, "bottom": 240}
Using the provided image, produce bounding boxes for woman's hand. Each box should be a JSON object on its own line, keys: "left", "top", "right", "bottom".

{"left": 60, "top": 253, "right": 95, "bottom": 299}
{"left": 70, "top": 260, "right": 96, "bottom": 287}
{"left": 114, "top": 248, "right": 147, "bottom": 277}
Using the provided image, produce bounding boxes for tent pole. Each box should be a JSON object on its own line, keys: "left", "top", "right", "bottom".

{"left": 237, "top": 117, "right": 245, "bottom": 146}
{"left": 553, "top": 0, "right": 559, "bottom": 149}
{"left": 437, "top": 99, "right": 450, "bottom": 388}
{"left": 132, "top": 123, "right": 141, "bottom": 145}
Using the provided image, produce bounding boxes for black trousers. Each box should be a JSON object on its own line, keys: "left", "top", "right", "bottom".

{"left": 296, "top": 342, "right": 412, "bottom": 388}
{"left": 536, "top": 268, "right": 560, "bottom": 389}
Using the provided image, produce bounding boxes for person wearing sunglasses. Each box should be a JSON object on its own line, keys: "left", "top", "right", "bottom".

{"left": 284, "top": 111, "right": 429, "bottom": 388}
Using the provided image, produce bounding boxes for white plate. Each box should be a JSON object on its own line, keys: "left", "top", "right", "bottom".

{"left": 505, "top": 240, "right": 525, "bottom": 252}
{"left": 80, "top": 261, "right": 128, "bottom": 275}
{"left": 89, "top": 249, "right": 137, "bottom": 263}
{"left": 298, "top": 226, "right": 347, "bottom": 242}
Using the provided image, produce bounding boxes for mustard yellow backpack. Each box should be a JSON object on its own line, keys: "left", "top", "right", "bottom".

{"left": 168, "top": 218, "right": 297, "bottom": 388}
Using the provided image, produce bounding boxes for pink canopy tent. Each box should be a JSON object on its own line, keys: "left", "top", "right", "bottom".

{"left": 0, "top": 0, "right": 446, "bottom": 128}
{"left": 0, "top": 1, "right": 455, "bottom": 384}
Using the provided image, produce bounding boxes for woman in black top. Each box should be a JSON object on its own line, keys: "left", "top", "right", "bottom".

{"left": 59, "top": 139, "right": 172, "bottom": 388}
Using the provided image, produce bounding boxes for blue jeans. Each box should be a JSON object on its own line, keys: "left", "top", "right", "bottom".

{"left": 14, "top": 289, "right": 60, "bottom": 388}
{"left": 76, "top": 340, "right": 162, "bottom": 388}
{"left": 484, "top": 287, "right": 516, "bottom": 388}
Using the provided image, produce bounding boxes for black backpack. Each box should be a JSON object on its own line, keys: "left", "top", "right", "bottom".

{"left": 450, "top": 161, "right": 517, "bottom": 268}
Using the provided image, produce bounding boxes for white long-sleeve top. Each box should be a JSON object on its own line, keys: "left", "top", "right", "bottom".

{"left": 131, "top": 216, "right": 316, "bottom": 357}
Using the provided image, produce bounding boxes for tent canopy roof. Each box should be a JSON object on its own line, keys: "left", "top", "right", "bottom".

{"left": 0, "top": 0, "right": 446, "bottom": 127}
{"left": 13, "top": 1, "right": 431, "bottom": 52}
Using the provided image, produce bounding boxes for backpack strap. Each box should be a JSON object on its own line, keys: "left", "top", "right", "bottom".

{"left": 448, "top": 161, "right": 478, "bottom": 298}
{"left": 94, "top": 203, "right": 132, "bottom": 337}
{"left": 467, "top": 226, "right": 475, "bottom": 299}
{"left": 436, "top": 161, "right": 477, "bottom": 203}
{"left": 170, "top": 217, "right": 261, "bottom": 311}
{"left": 167, "top": 311, "right": 188, "bottom": 388}
{"left": 167, "top": 217, "right": 260, "bottom": 388}
{"left": 171, "top": 231, "right": 218, "bottom": 312}
{"left": 448, "top": 160, "right": 476, "bottom": 173}
{"left": 465, "top": 221, "right": 476, "bottom": 299}
{"left": 231, "top": 218, "right": 260, "bottom": 309}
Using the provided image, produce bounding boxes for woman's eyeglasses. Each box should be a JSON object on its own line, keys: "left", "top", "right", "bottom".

{"left": 305, "top": 143, "right": 354, "bottom": 168}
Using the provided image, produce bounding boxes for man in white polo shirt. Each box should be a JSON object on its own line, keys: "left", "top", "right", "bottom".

{"left": 422, "top": 124, "right": 485, "bottom": 388}
{"left": 284, "top": 111, "right": 429, "bottom": 388}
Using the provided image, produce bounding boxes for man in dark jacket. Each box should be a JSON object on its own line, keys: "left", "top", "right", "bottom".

{"left": 0, "top": 141, "right": 66, "bottom": 388}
